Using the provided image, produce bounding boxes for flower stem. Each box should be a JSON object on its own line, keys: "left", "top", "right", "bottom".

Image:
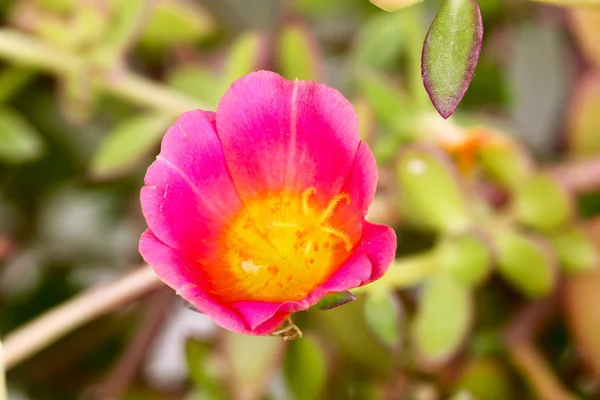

{"left": 353, "top": 251, "right": 438, "bottom": 294}
{"left": 2, "top": 265, "right": 162, "bottom": 370}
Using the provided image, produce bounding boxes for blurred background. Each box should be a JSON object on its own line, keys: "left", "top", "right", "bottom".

{"left": 2, "top": 0, "right": 600, "bottom": 399}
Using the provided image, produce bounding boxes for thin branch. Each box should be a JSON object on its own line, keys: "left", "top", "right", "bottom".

{"left": 92, "top": 288, "right": 174, "bottom": 399}
{"left": 0, "top": 29, "right": 207, "bottom": 115}
{"left": 550, "top": 156, "right": 600, "bottom": 194}
{"left": 2, "top": 265, "right": 163, "bottom": 370}
{"left": 504, "top": 296, "right": 578, "bottom": 400}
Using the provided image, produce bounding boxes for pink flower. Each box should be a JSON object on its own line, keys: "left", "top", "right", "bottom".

{"left": 139, "top": 71, "right": 397, "bottom": 335}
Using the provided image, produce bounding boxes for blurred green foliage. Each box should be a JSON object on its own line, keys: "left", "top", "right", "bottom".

{"left": 2, "top": 0, "right": 600, "bottom": 399}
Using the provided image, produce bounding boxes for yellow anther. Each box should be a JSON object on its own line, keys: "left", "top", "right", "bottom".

{"left": 321, "top": 226, "right": 353, "bottom": 252}
{"left": 304, "top": 241, "right": 313, "bottom": 256}
{"left": 267, "top": 221, "right": 300, "bottom": 230}
{"left": 301, "top": 187, "right": 316, "bottom": 215}
{"left": 319, "top": 193, "right": 350, "bottom": 223}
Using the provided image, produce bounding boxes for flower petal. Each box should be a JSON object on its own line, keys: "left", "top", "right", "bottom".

{"left": 327, "top": 141, "right": 379, "bottom": 243}
{"left": 216, "top": 70, "right": 360, "bottom": 200}
{"left": 359, "top": 221, "right": 397, "bottom": 283}
{"left": 231, "top": 251, "right": 372, "bottom": 330}
{"left": 342, "top": 141, "right": 378, "bottom": 216}
{"left": 140, "top": 229, "right": 287, "bottom": 335}
{"left": 140, "top": 110, "right": 243, "bottom": 259}
{"left": 229, "top": 222, "right": 396, "bottom": 331}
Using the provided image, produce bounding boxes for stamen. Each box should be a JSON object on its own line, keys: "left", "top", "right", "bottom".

{"left": 319, "top": 193, "right": 350, "bottom": 223}
{"left": 301, "top": 187, "right": 316, "bottom": 215}
{"left": 267, "top": 221, "right": 300, "bottom": 230}
{"left": 304, "top": 241, "right": 313, "bottom": 256}
{"left": 321, "top": 225, "right": 353, "bottom": 251}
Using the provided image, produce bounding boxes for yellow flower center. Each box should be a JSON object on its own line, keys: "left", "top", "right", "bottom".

{"left": 208, "top": 188, "right": 360, "bottom": 304}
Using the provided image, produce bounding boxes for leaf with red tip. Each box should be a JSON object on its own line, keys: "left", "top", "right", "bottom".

{"left": 422, "top": 0, "right": 483, "bottom": 119}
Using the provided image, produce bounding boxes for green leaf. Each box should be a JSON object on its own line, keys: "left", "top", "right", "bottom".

{"left": 478, "top": 135, "right": 532, "bottom": 190}
{"left": 449, "top": 391, "right": 474, "bottom": 400}
{"left": 225, "top": 31, "right": 267, "bottom": 86}
{"left": 358, "top": 71, "right": 413, "bottom": 130}
{"left": 140, "top": 0, "right": 215, "bottom": 48}
{"left": 185, "top": 338, "right": 227, "bottom": 400}
{"left": 513, "top": 173, "right": 573, "bottom": 232}
{"left": 364, "top": 290, "right": 402, "bottom": 347}
{"left": 284, "top": 336, "right": 328, "bottom": 400}
{"left": 167, "top": 66, "right": 223, "bottom": 108}
{"left": 548, "top": 226, "right": 599, "bottom": 275}
{"left": 0, "top": 68, "right": 35, "bottom": 104}
{"left": 396, "top": 147, "right": 471, "bottom": 233}
{"left": 224, "top": 333, "right": 285, "bottom": 400}
{"left": 412, "top": 273, "right": 473, "bottom": 364}
{"left": 0, "top": 107, "right": 44, "bottom": 164}
{"left": 495, "top": 230, "right": 558, "bottom": 298}
{"left": 422, "top": 0, "right": 483, "bottom": 118}
{"left": 370, "top": 0, "right": 423, "bottom": 11}
{"left": 313, "top": 291, "right": 355, "bottom": 310}
{"left": 90, "top": 113, "right": 173, "bottom": 179}
{"left": 354, "top": 12, "right": 409, "bottom": 70}
{"left": 317, "top": 298, "right": 393, "bottom": 375}
{"left": 453, "top": 358, "right": 518, "bottom": 400}
{"left": 353, "top": 97, "right": 375, "bottom": 143}
{"left": 278, "top": 22, "right": 321, "bottom": 81}
{"left": 437, "top": 234, "right": 492, "bottom": 286}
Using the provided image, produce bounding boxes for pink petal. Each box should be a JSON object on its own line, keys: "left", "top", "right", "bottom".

{"left": 140, "top": 110, "right": 243, "bottom": 260}
{"left": 359, "top": 221, "right": 397, "bottom": 283}
{"left": 231, "top": 251, "right": 373, "bottom": 330}
{"left": 140, "top": 229, "right": 288, "bottom": 335}
{"left": 216, "top": 70, "right": 360, "bottom": 201}
{"left": 327, "top": 141, "right": 379, "bottom": 242}
{"left": 342, "top": 142, "right": 378, "bottom": 216}
{"left": 226, "top": 223, "right": 396, "bottom": 330}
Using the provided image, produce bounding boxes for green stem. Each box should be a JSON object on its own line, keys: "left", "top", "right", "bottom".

{"left": 0, "top": 30, "right": 81, "bottom": 74}
{"left": 101, "top": 72, "right": 205, "bottom": 115}
{"left": 0, "top": 29, "right": 208, "bottom": 115}
{"left": 353, "top": 251, "right": 438, "bottom": 294}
